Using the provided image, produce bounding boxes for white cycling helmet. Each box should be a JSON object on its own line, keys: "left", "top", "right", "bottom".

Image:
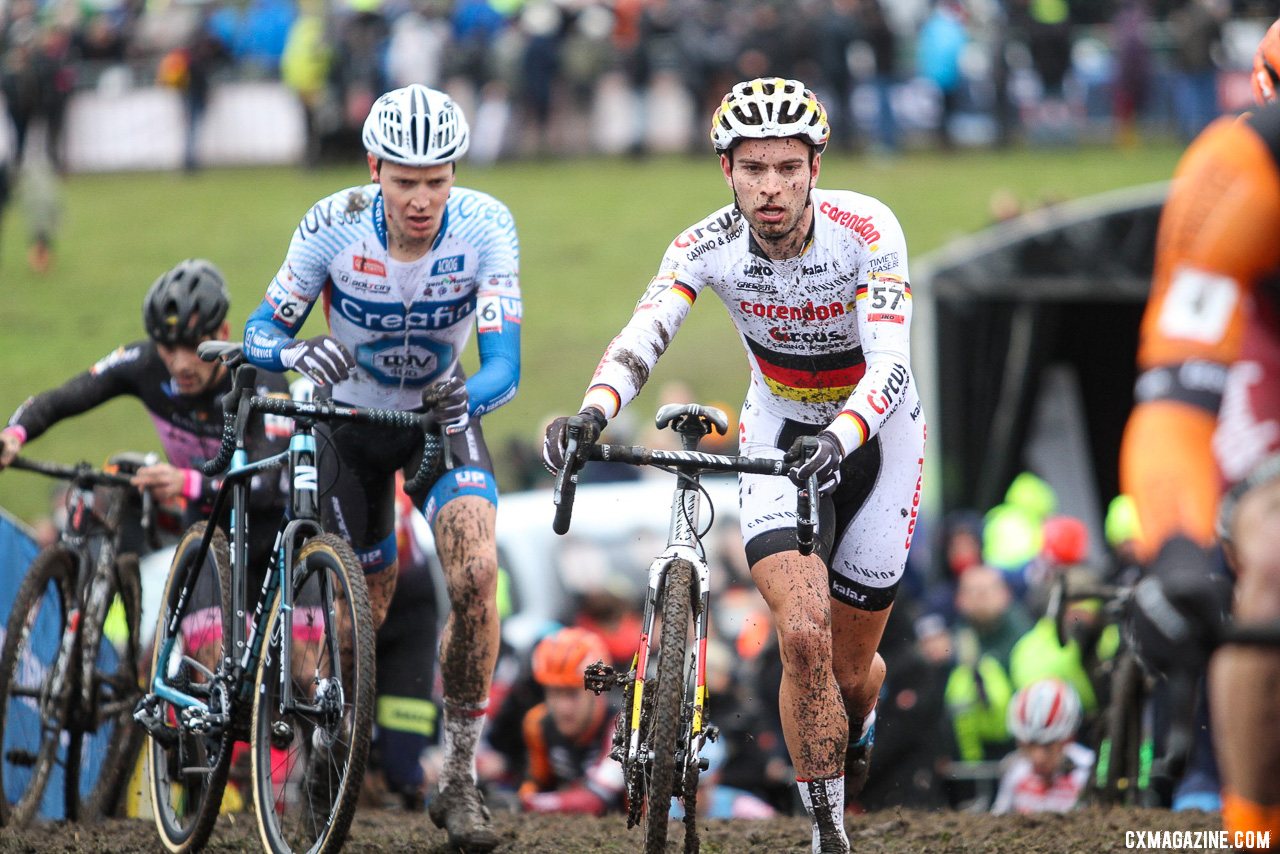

{"left": 710, "top": 77, "right": 830, "bottom": 154}
{"left": 1007, "top": 679, "right": 1082, "bottom": 745}
{"left": 362, "top": 84, "right": 470, "bottom": 166}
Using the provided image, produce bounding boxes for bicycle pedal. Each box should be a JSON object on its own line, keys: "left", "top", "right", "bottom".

{"left": 584, "top": 660, "right": 619, "bottom": 695}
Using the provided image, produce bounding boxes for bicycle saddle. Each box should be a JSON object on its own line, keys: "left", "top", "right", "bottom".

{"left": 655, "top": 403, "right": 729, "bottom": 436}
{"left": 197, "top": 340, "right": 246, "bottom": 365}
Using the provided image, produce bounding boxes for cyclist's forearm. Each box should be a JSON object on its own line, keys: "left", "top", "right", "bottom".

{"left": 468, "top": 321, "right": 520, "bottom": 416}
{"left": 7, "top": 368, "right": 125, "bottom": 443}
{"left": 244, "top": 302, "right": 301, "bottom": 371}
{"left": 827, "top": 352, "right": 913, "bottom": 454}
{"left": 580, "top": 285, "right": 694, "bottom": 419}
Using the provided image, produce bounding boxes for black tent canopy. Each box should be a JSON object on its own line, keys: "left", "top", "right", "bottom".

{"left": 912, "top": 182, "right": 1168, "bottom": 557}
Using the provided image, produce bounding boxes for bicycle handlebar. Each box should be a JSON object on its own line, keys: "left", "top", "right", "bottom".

{"left": 10, "top": 456, "right": 137, "bottom": 490}
{"left": 199, "top": 355, "right": 444, "bottom": 493}
{"left": 551, "top": 423, "right": 818, "bottom": 555}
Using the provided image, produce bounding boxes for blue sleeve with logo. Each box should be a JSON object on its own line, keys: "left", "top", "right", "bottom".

{"left": 462, "top": 201, "right": 521, "bottom": 416}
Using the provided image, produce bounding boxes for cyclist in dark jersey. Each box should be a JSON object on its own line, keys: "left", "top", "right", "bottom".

{"left": 0, "top": 258, "right": 290, "bottom": 564}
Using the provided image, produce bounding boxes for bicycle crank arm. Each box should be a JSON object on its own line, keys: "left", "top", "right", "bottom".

{"left": 134, "top": 694, "right": 179, "bottom": 748}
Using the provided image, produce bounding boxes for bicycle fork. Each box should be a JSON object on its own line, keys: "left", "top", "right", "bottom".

{"left": 587, "top": 548, "right": 716, "bottom": 790}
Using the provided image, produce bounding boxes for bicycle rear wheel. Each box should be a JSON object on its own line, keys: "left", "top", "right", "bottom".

{"left": 0, "top": 546, "right": 76, "bottom": 826}
{"left": 642, "top": 558, "right": 694, "bottom": 854}
{"left": 68, "top": 553, "right": 143, "bottom": 822}
{"left": 147, "top": 523, "right": 233, "bottom": 853}
{"left": 251, "top": 533, "right": 374, "bottom": 854}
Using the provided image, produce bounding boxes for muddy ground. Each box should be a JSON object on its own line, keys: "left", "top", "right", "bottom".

{"left": 0, "top": 806, "right": 1234, "bottom": 853}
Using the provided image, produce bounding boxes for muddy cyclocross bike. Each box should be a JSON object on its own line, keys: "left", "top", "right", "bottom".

{"left": 1046, "top": 572, "right": 1202, "bottom": 808}
{"left": 133, "top": 341, "right": 442, "bottom": 854}
{"left": 552, "top": 402, "right": 818, "bottom": 854}
{"left": 0, "top": 452, "right": 157, "bottom": 826}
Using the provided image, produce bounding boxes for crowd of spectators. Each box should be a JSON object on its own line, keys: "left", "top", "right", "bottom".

{"left": 0, "top": 0, "right": 1277, "bottom": 173}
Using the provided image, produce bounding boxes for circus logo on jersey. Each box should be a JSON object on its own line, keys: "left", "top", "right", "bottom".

{"left": 865, "top": 363, "right": 909, "bottom": 414}
{"left": 673, "top": 209, "right": 742, "bottom": 249}
{"left": 818, "top": 202, "right": 881, "bottom": 247}
{"left": 357, "top": 336, "right": 453, "bottom": 386}
{"left": 353, "top": 256, "right": 386, "bottom": 277}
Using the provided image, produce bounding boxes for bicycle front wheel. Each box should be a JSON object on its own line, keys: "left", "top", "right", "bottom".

{"left": 642, "top": 558, "right": 694, "bottom": 854}
{"left": 0, "top": 545, "right": 76, "bottom": 826}
{"left": 251, "top": 533, "right": 374, "bottom": 854}
{"left": 67, "top": 552, "right": 143, "bottom": 822}
{"left": 1102, "top": 652, "right": 1145, "bottom": 805}
{"left": 147, "top": 522, "right": 233, "bottom": 853}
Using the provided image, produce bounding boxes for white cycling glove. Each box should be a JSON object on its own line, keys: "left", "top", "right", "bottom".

{"left": 281, "top": 336, "right": 356, "bottom": 388}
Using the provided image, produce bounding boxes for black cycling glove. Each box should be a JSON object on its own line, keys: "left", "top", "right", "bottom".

{"left": 542, "top": 408, "right": 608, "bottom": 473}
{"left": 787, "top": 432, "right": 844, "bottom": 496}
{"left": 422, "top": 376, "right": 470, "bottom": 434}
{"left": 1127, "top": 536, "right": 1231, "bottom": 678}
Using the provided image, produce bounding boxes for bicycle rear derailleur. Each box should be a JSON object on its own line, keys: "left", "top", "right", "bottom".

{"left": 584, "top": 660, "right": 629, "bottom": 695}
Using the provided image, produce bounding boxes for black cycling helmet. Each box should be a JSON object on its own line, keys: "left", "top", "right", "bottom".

{"left": 143, "top": 259, "right": 230, "bottom": 346}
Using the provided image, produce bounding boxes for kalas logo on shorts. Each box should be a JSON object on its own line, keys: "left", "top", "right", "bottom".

{"left": 819, "top": 202, "right": 880, "bottom": 246}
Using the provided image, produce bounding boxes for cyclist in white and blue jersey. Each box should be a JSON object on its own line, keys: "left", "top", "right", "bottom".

{"left": 243, "top": 84, "right": 518, "bottom": 852}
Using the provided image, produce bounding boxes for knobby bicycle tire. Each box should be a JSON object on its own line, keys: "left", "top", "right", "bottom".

{"left": 147, "top": 522, "right": 233, "bottom": 853}
{"left": 643, "top": 558, "right": 694, "bottom": 854}
{"left": 0, "top": 545, "right": 76, "bottom": 827}
{"left": 1103, "top": 653, "right": 1144, "bottom": 805}
{"left": 251, "top": 533, "right": 374, "bottom": 854}
{"left": 68, "top": 552, "right": 143, "bottom": 822}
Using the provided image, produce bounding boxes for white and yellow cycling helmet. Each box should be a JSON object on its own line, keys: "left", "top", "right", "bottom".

{"left": 710, "top": 78, "right": 830, "bottom": 154}
{"left": 362, "top": 83, "right": 469, "bottom": 166}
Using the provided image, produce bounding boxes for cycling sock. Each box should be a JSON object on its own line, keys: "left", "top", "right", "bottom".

{"left": 854, "top": 707, "right": 876, "bottom": 747}
{"left": 797, "top": 775, "right": 848, "bottom": 852}
{"left": 1222, "top": 791, "right": 1280, "bottom": 849}
{"left": 439, "top": 697, "right": 488, "bottom": 790}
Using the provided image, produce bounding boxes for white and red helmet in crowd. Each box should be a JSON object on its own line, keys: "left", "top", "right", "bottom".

{"left": 1007, "top": 678, "right": 1082, "bottom": 744}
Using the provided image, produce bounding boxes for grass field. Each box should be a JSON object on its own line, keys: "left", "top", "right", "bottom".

{"left": 0, "top": 142, "right": 1183, "bottom": 524}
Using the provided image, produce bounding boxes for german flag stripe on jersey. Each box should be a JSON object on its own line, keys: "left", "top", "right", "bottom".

{"left": 586, "top": 383, "right": 622, "bottom": 414}
{"left": 744, "top": 337, "right": 866, "bottom": 402}
{"left": 834, "top": 409, "right": 870, "bottom": 447}
{"left": 855, "top": 278, "right": 912, "bottom": 300}
{"left": 672, "top": 283, "right": 697, "bottom": 305}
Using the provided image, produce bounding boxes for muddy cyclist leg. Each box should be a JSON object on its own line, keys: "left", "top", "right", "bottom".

{"left": 1214, "top": 476, "right": 1280, "bottom": 843}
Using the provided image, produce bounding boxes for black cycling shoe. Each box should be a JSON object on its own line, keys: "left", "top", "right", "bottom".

{"left": 845, "top": 718, "right": 876, "bottom": 801}
{"left": 428, "top": 782, "right": 499, "bottom": 852}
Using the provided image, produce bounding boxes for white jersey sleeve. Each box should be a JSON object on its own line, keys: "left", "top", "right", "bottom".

{"left": 826, "top": 201, "right": 913, "bottom": 455}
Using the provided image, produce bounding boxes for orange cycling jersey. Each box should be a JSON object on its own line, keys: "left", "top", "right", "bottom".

{"left": 1122, "top": 104, "right": 1280, "bottom": 561}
